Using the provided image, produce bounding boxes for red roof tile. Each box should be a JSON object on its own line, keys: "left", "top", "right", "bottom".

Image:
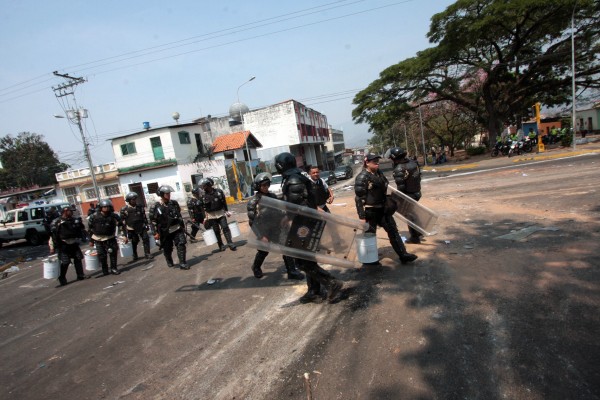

{"left": 211, "top": 131, "right": 262, "bottom": 153}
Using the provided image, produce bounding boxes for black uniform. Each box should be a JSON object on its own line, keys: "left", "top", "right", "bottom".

{"left": 201, "top": 187, "right": 236, "bottom": 251}
{"left": 149, "top": 199, "right": 187, "bottom": 267}
{"left": 50, "top": 214, "right": 88, "bottom": 285}
{"left": 392, "top": 157, "right": 422, "bottom": 242}
{"left": 43, "top": 209, "right": 60, "bottom": 235}
{"left": 247, "top": 191, "right": 303, "bottom": 279}
{"left": 120, "top": 204, "right": 151, "bottom": 260}
{"left": 281, "top": 167, "right": 341, "bottom": 301}
{"left": 309, "top": 177, "right": 331, "bottom": 212}
{"left": 186, "top": 196, "right": 205, "bottom": 239}
{"left": 88, "top": 211, "right": 122, "bottom": 275}
{"left": 354, "top": 168, "right": 416, "bottom": 263}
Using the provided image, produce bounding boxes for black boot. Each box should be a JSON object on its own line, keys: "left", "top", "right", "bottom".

{"left": 165, "top": 254, "right": 175, "bottom": 268}
{"left": 251, "top": 251, "right": 267, "bottom": 279}
{"left": 110, "top": 267, "right": 120, "bottom": 275}
{"left": 57, "top": 263, "right": 68, "bottom": 286}
{"left": 283, "top": 256, "right": 304, "bottom": 280}
{"left": 224, "top": 230, "right": 237, "bottom": 251}
{"left": 299, "top": 273, "right": 322, "bottom": 303}
{"left": 389, "top": 232, "right": 418, "bottom": 264}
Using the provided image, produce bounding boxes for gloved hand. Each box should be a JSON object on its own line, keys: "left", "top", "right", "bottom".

{"left": 154, "top": 233, "right": 160, "bottom": 241}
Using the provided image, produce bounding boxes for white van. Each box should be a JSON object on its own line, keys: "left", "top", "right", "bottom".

{"left": 0, "top": 202, "right": 71, "bottom": 248}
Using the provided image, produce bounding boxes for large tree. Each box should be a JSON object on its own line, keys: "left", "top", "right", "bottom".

{"left": 0, "top": 132, "right": 69, "bottom": 190}
{"left": 353, "top": 0, "right": 600, "bottom": 145}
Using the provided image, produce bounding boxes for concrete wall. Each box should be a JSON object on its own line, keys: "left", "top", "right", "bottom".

{"left": 177, "top": 160, "right": 230, "bottom": 198}
{"left": 118, "top": 165, "right": 184, "bottom": 205}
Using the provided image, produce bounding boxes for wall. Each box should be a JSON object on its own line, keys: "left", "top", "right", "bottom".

{"left": 118, "top": 165, "right": 184, "bottom": 205}
{"left": 112, "top": 129, "right": 177, "bottom": 169}
{"left": 177, "top": 160, "right": 230, "bottom": 197}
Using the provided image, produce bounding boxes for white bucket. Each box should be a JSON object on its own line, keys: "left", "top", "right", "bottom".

{"left": 149, "top": 237, "right": 157, "bottom": 250}
{"left": 43, "top": 256, "right": 60, "bottom": 279}
{"left": 119, "top": 242, "right": 133, "bottom": 258}
{"left": 84, "top": 250, "right": 100, "bottom": 271}
{"left": 202, "top": 228, "right": 218, "bottom": 246}
{"left": 228, "top": 221, "right": 241, "bottom": 238}
{"left": 356, "top": 233, "right": 378, "bottom": 264}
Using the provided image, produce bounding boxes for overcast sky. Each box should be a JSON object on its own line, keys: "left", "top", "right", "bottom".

{"left": 0, "top": 0, "right": 455, "bottom": 168}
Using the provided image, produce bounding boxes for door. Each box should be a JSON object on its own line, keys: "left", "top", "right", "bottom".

{"left": 128, "top": 183, "right": 146, "bottom": 207}
{"left": 150, "top": 137, "right": 164, "bottom": 161}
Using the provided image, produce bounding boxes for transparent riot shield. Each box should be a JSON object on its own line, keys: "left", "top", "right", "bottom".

{"left": 386, "top": 186, "right": 438, "bottom": 236}
{"left": 247, "top": 196, "right": 370, "bottom": 268}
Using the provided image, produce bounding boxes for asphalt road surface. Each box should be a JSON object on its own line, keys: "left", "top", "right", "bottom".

{"left": 1, "top": 149, "right": 599, "bottom": 399}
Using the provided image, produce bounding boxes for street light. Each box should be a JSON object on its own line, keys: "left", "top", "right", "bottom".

{"left": 236, "top": 76, "right": 256, "bottom": 183}
{"left": 54, "top": 109, "right": 102, "bottom": 202}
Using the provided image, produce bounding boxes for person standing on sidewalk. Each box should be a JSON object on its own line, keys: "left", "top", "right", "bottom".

{"left": 88, "top": 199, "right": 122, "bottom": 276}
{"left": 149, "top": 185, "right": 189, "bottom": 270}
{"left": 186, "top": 187, "right": 205, "bottom": 242}
{"left": 247, "top": 172, "right": 305, "bottom": 280}
{"left": 274, "top": 152, "right": 343, "bottom": 304}
{"left": 120, "top": 192, "right": 152, "bottom": 261}
{"left": 200, "top": 178, "right": 236, "bottom": 251}
{"left": 389, "top": 147, "right": 423, "bottom": 244}
{"left": 49, "top": 205, "right": 89, "bottom": 286}
{"left": 354, "top": 153, "right": 417, "bottom": 265}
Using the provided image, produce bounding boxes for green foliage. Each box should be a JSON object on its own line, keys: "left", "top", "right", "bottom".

{"left": 560, "top": 133, "right": 573, "bottom": 147}
{"left": 353, "top": 0, "right": 600, "bottom": 146}
{"left": 0, "top": 132, "right": 69, "bottom": 190}
{"left": 466, "top": 146, "right": 486, "bottom": 156}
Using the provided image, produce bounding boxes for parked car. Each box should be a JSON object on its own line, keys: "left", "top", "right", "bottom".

{"left": 334, "top": 165, "right": 353, "bottom": 180}
{"left": 320, "top": 170, "right": 337, "bottom": 185}
{"left": 269, "top": 174, "right": 284, "bottom": 199}
{"left": 0, "top": 202, "right": 71, "bottom": 247}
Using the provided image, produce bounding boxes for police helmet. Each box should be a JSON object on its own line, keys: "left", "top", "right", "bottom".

{"left": 274, "top": 152, "right": 296, "bottom": 174}
{"left": 191, "top": 187, "right": 201, "bottom": 196}
{"left": 199, "top": 178, "right": 213, "bottom": 189}
{"left": 253, "top": 172, "right": 272, "bottom": 190}
{"left": 98, "top": 199, "right": 113, "bottom": 209}
{"left": 125, "top": 192, "right": 138, "bottom": 202}
{"left": 157, "top": 185, "right": 174, "bottom": 197}
{"left": 61, "top": 204, "right": 74, "bottom": 213}
{"left": 388, "top": 147, "right": 407, "bottom": 161}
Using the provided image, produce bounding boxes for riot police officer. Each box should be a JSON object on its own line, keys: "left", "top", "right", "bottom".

{"left": 354, "top": 154, "right": 417, "bottom": 264}
{"left": 49, "top": 205, "right": 89, "bottom": 286}
{"left": 200, "top": 178, "right": 236, "bottom": 251}
{"left": 186, "top": 187, "right": 205, "bottom": 241}
{"left": 120, "top": 192, "right": 152, "bottom": 261}
{"left": 389, "top": 147, "right": 423, "bottom": 244}
{"left": 274, "top": 152, "right": 343, "bottom": 304}
{"left": 149, "top": 185, "right": 189, "bottom": 270}
{"left": 43, "top": 206, "right": 60, "bottom": 235}
{"left": 247, "top": 172, "right": 304, "bottom": 280}
{"left": 88, "top": 199, "right": 122, "bottom": 276}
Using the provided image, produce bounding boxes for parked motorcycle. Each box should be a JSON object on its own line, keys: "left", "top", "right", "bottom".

{"left": 491, "top": 141, "right": 510, "bottom": 157}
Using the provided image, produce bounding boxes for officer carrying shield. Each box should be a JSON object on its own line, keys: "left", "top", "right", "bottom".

{"left": 186, "top": 187, "right": 205, "bottom": 242}
{"left": 120, "top": 192, "right": 152, "bottom": 261}
{"left": 200, "top": 178, "right": 236, "bottom": 251}
{"left": 88, "top": 199, "right": 123, "bottom": 276}
{"left": 49, "top": 205, "right": 89, "bottom": 286}
{"left": 389, "top": 147, "right": 423, "bottom": 244}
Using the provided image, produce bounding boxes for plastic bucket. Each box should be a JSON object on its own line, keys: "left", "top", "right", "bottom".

{"left": 356, "top": 233, "right": 378, "bottom": 264}
{"left": 119, "top": 242, "right": 133, "bottom": 258}
{"left": 149, "top": 237, "right": 157, "bottom": 250}
{"left": 43, "top": 256, "right": 60, "bottom": 279}
{"left": 202, "top": 228, "right": 218, "bottom": 246}
{"left": 84, "top": 250, "right": 100, "bottom": 271}
{"left": 228, "top": 221, "right": 241, "bottom": 238}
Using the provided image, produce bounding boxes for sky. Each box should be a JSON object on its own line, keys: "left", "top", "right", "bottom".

{"left": 0, "top": 0, "right": 456, "bottom": 168}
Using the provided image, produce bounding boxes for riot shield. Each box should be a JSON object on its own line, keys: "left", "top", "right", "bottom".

{"left": 247, "top": 196, "right": 370, "bottom": 268}
{"left": 386, "top": 186, "right": 438, "bottom": 236}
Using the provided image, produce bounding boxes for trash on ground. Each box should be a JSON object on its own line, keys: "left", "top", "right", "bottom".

{"left": 495, "top": 226, "right": 559, "bottom": 241}
{"left": 6, "top": 266, "right": 20, "bottom": 273}
{"left": 141, "top": 264, "right": 154, "bottom": 271}
{"left": 401, "top": 236, "right": 407, "bottom": 243}
{"left": 444, "top": 240, "right": 451, "bottom": 244}
{"left": 207, "top": 279, "right": 218, "bottom": 285}
{"left": 103, "top": 281, "right": 125, "bottom": 289}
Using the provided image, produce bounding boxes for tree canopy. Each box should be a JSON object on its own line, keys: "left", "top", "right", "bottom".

{"left": 353, "top": 0, "right": 600, "bottom": 146}
{"left": 0, "top": 132, "right": 69, "bottom": 190}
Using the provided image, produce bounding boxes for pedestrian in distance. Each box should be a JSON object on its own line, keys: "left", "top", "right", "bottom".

{"left": 200, "top": 178, "right": 237, "bottom": 251}
{"left": 274, "top": 152, "right": 343, "bottom": 304}
{"left": 186, "top": 187, "right": 205, "bottom": 242}
{"left": 354, "top": 153, "right": 417, "bottom": 265}
{"left": 88, "top": 199, "right": 123, "bottom": 276}
{"left": 149, "top": 185, "right": 189, "bottom": 270}
{"left": 247, "top": 172, "right": 305, "bottom": 280}
{"left": 120, "top": 192, "right": 153, "bottom": 262}
{"left": 49, "top": 205, "right": 90, "bottom": 286}
{"left": 389, "top": 147, "right": 423, "bottom": 244}
{"left": 306, "top": 165, "right": 334, "bottom": 213}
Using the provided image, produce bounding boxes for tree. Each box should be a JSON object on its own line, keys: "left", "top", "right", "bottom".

{"left": 0, "top": 132, "right": 69, "bottom": 190}
{"left": 353, "top": 0, "right": 600, "bottom": 145}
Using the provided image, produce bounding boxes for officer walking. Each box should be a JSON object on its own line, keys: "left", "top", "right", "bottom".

{"left": 88, "top": 199, "right": 122, "bottom": 276}
{"left": 49, "top": 205, "right": 89, "bottom": 286}
{"left": 200, "top": 178, "right": 236, "bottom": 251}
{"left": 247, "top": 172, "right": 305, "bottom": 280}
{"left": 274, "top": 152, "right": 343, "bottom": 304}
{"left": 389, "top": 147, "right": 423, "bottom": 244}
{"left": 43, "top": 206, "right": 60, "bottom": 236}
{"left": 120, "top": 192, "right": 152, "bottom": 261}
{"left": 149, "top": 185, "right": 189, "bottom": 270}
{"left": 354, "top": 154, "right": 417, "bottom": 265}
{"left": 186, "top": 187, "right": 205, "bottom": 242}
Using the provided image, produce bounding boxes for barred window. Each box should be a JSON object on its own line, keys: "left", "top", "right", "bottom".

{"left": 178, "top": 131, "right": 191, "bottom": 144}
{"left": 85, "top": 188, "right": 98, "bottom": 200}
{"left": 104, "top": 184, "right": 121, "bottom": 196}
{"left": 147, "top": 182, "right": 158, "bottom": 194}
{"left": 121, "top": 142, "right": 137, "bottom": 156}
{"left": 63, "top": 187, "right": 77, "bottom": 196}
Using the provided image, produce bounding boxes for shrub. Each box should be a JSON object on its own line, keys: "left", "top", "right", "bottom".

{"left": 466, "top": 146, "right": 486, "bottom": 156}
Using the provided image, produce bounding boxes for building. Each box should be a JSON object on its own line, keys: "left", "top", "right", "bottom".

{"left": 325, "top": 126, "right": 346, "bottom": 169}
{"left": 576, "top": 104, "right": 600, "bottom": 134}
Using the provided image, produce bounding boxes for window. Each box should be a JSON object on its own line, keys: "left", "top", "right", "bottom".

{"left": 104, "top": 184, "right": 121, "bottom": 196}
{"left": 147, "top": 182, "right": 159, "bottom": 194}
{"left": 17, "top": 211, "right": 29, "bottom": 222}
{"left": 121, "top": 142, "right": 137, "bottom": 156}
{"left": 30, "top": 207, "right": 45, "bottom": 220}
{"left": 85, "top": 188, "right": 98, "bottom": 200}
{"left": 63, "top": 187, "right": 77, "bottom": 196}
{"left": 178, "top": 131, "right": 191, "bottom": 144}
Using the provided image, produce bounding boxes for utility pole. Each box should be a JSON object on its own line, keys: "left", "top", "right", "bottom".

{"left": 52, "top": 72, "right": 102, "bottom": 201}
{"left": 418, "top": 104, "right": 427, "bottom": 166}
